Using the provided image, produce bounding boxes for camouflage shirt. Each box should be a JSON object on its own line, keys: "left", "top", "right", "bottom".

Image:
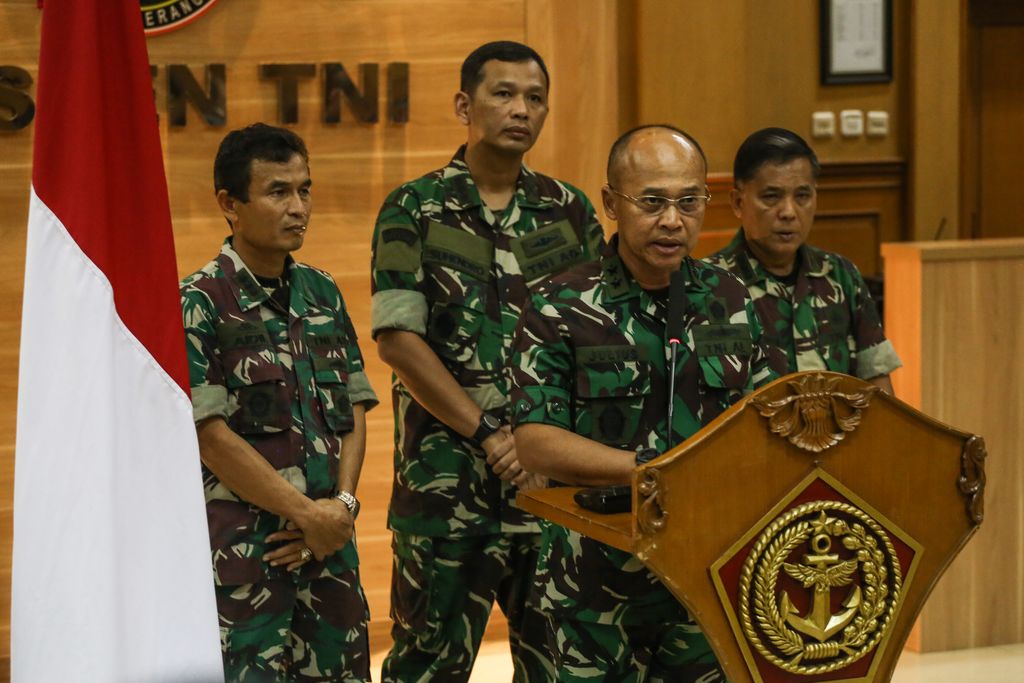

{"left": 704, "top": 229, "right": 901, "bottom": 379}
{"left": 182, "top": 238, "right": 378, "bottom": 586}
{"left": 370, "top": 145, "right": 605, "bottom": 537}
{"left": 509, "top": 236, "right": 775, "bottom": 625}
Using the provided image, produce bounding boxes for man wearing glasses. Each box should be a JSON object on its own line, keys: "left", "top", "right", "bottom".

{"left": 705, "top": 128, "right": 900, "bottom": 391}
{"left": 509, "top": 125, "right": 774, "bottom": 681}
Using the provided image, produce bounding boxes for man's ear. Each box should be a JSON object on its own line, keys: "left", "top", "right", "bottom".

{"left": 601, "top": 185, "right": 619, "bottom": 221}
{"left": 729, "top": 187, "right": 744, "bottom": 221}
{"left": 454, "top": 90, "right": 471, "bottom": 126}
{"left": 216, "top": 189, "right": 240, "bottom": 230}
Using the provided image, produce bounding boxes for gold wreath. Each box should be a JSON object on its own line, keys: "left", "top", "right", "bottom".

{"left": 738, "top": 501, "right": 902, "bottom": 675}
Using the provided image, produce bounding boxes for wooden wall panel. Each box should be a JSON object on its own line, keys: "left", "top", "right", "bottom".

{"left": 634, "top": 0, "right": 909, "bottom": 174}
{"left": 909, "top": 0, "right": 965, "bottom": 240}
{"left": 976, "top": 24, "right": 1024, "bottom": 238}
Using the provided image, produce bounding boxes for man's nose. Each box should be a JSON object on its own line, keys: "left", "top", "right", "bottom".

{"left": 287, "top": 191, "right": 308, "bottom": 215}
{"left": 510, "top": 94, "right": 528, "bottom": 117}
{"left": 658, "top": 203, "right": 686, "bottom": 230}
{"left": 778, "top": 195, "right": 797, "bottom": 219}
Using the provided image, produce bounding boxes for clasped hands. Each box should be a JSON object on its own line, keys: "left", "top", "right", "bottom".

{"left": 263, "top": 496, "right": 354, "bottom": 571}
{"left": 482, "top": 425, "right": 546, "bottom": 491}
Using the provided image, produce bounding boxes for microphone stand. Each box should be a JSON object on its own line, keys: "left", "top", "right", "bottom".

{"left": 667, "top": 337, "right": 680, "bottom": 447}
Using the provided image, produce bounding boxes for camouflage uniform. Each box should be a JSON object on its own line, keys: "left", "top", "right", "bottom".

{"left": 182, "top": 238, "right": 378, "bottom": 682}
{"left": 509, "top": 236, "right": 775, "bottom": 682}
{"left": 704, "top": 229, "right": 901, "bottom": 379}
{"left": 370, "top": 145, "right": 605, "bottom": 681}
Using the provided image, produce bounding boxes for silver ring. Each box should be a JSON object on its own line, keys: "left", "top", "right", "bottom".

{"left": 300, "top": 547, "right": 312, "bottom": 562}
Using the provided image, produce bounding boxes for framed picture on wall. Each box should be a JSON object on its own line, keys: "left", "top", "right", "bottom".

{"left": 820, "top": 0, "right": 893, "bottom": 84}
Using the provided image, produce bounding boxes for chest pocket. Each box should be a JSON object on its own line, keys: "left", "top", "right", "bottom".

{"left": 510, "top": 219, "right": 585, "bottom": 283}
{"left": 692, "top": 323, "right": 753, "bottom": 391}
{"left": 573, "top": 345, "right": 652, "bottom": 448}
{"left": 422, "top": 222, "right": 491, "bottom": 363}
{"left": 308, "top": 329, "right": 354, "bottom": 434}
{"left": 427, "top": 297, "right": 485, "bottom": 363}
{"left": 218, "top": 320, "right": 292, "bottom": 435}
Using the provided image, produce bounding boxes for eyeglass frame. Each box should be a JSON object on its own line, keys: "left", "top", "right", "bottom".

{"left": 605, "top": 185, "right": 712, "bottom": 216}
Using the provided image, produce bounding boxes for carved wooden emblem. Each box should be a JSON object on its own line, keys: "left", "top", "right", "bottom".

{"left": 637, "top": 468, "right": 667, "bottom": 535}
{"left": 958, "top": 435, "right": 987, "bottom": 525}
{"left": 751, "top": 374, "right": 879, "bottom": 453}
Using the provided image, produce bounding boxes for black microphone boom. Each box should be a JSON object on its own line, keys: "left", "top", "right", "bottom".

{"left": 665, "top": 268, "right": 688, "bottom": 446}
{"left": 666, "top": 269, "right": 687, "bottom": 344}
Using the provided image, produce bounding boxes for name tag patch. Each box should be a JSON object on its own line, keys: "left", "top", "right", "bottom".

{"left": 423, "top": 222, "right": 493, "bottom": 280}
{"left": 217, "top": 320, "right": 271, "bottom": 351}
{"left": 692, "top": 323, "right": 752, "bottom": 357}
{"left": 511, "top": 220, "right": 584, "bottom": 280}
{"left": 577, "top": 345, "right": 650, "bottom": 365}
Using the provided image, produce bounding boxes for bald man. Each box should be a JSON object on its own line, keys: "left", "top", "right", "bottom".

{"left": 509, "top": 125, "right": 775, "bottom": 682}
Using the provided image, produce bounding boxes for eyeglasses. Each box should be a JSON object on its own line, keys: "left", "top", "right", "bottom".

{"left": 607, "top": 186, "right": 711, "bottom": 216}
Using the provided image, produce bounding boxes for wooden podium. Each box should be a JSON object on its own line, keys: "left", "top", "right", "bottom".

{"left": 519, "top": 372, "right": 984, "bottom": 683}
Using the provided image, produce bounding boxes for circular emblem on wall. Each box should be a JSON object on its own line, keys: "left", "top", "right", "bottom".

{"left": 141, "top": 0, "right": 221, "bottom": 37}
{"left": 738, "top": 501, "right": 903, "bottom": 675}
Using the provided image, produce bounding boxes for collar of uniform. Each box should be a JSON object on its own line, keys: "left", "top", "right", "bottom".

{"left": 725, "top": 228, "right": 829, "bottom": 285}
{"left": 514, "top": 163, "right": 552, "bottom": 209}
{"left": 441, "top": 144, "right": 552, "bottom": 212}
{"left": 289, "top": 263, "right": 325, "bottom": 318}
{"left": 601, "top": 235, "right": 708, "bottom": 302}
{"left": 218, "top": 238, "right": 297, "bottom": 313}
{"left": 441, "top": 146, "right": 482, "bottom": 211}
{"left": 800, "top": 243, "right": 828, "bottom": 277}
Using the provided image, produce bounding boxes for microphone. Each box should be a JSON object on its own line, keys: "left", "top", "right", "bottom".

{"left": 666, "top": 269, "right": 688, "bottom": 445}
{"left": 667, "top": 269, "right": 687, "bottom": 346}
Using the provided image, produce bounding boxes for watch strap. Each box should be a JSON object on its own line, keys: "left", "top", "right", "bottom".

{"left": 334, "top": 490, "right": 359, "bottom": 518}
{"left": 473, "top": 411, "right": 502, "bottom": 444}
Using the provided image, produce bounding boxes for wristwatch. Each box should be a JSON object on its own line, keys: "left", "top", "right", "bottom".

{"left": 333, "top": 490, "right": 360, "bottom": 519}
{"left": 635, "top": 447, "right": 659, "bottom": 466}
{"left": 473, "top": 411, "right": 502, "bottom": 444}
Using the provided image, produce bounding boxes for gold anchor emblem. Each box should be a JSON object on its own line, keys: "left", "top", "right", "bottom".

{"left": 737, "top": 500, "right": 904, "bottom": 675}
{"left": 780, "top": 512, "right": 861, "bottom": 642}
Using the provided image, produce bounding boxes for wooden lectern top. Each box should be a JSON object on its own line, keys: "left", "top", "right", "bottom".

{"left": 519, "top": 372, "right": 984, "bottom": 683}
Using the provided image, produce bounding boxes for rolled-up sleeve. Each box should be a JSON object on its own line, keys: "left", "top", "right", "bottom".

{"left": 181, "top": 287, "right": 228, "bottom": 423}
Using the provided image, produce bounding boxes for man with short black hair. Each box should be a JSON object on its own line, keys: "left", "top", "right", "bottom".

{"left": 705, "top": 127, "right": 900, "bottom": 391}
{"left": 511, "top": 125, "right": 774, "bottom": 682}
{"left": 371, "top": 41, "right": 605, "bottom": 682}
{"left": 182, "top": 123, "right": 376, "bottom": 681}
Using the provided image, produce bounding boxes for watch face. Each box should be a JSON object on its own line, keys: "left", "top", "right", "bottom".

{"left": 482, "top": 413, "right": 501, "bottom": 430}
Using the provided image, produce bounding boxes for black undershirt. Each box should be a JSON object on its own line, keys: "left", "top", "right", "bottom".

{"left": 771, "top": 262, "right": 800, "bottom": 288}
{"left": 254, "top": 272, "right": 291, "bottom": 313}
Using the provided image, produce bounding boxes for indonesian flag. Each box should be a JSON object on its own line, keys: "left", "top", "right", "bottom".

{"left": 13, "top": 1, "right": 223, "bottom": 680}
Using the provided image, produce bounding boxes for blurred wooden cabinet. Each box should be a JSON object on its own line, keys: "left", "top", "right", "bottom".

{"left": 882, "top": 239, "right": 1024, "bottom": 651}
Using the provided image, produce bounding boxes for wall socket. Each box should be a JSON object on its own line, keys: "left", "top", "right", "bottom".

{"left": 840, "top": 109, "right": 864, "bottom": 137}
{"left": 812, "top": 111, "right": 836, "bottom": 138}
{"left": 867, "top": 110, "right": 889, "bottom": 137}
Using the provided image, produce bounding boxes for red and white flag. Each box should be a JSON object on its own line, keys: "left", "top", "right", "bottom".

{"left": 13, "top": 1, "right": 222, "bottom": 680}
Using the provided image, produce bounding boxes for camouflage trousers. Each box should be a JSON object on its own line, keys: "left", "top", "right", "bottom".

{"left": 215, "top": 568, "right": 370, "bottom": 682}
{"left": 548, "top": 617, "right": 725, "bottom": 683}
{"left": 381, "top": 531, "right": 555, "bottom": 683}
